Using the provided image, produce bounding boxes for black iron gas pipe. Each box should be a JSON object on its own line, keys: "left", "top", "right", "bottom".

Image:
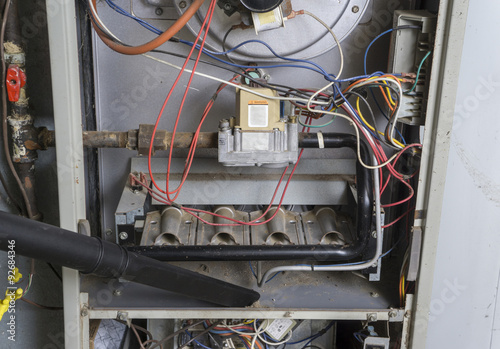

{"left": 0, "top": 211, "right": 259, "bottom": 307}
{"left": 129, "top": 133, "right": 373, "bottom": 261}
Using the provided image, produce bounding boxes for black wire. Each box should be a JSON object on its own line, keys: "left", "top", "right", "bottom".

{"left": 344, "top": 90, "right": 380, "bottom": 137}
{"left": 352, "top": 82, "right": 402, "bottom": 144}
{"left": 148, "top": 320, "right": 207, "bottom": 349}
{"left": 46, "top": 262, "right": 62, "bottom": 282}
{"left": 178, "top": 321, "right": 221, "bottom": 349}
{"left": 221, "top": 26, "right": 237, "bottom": 64}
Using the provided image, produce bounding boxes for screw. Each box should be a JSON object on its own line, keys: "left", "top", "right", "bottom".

{"left": 119, "top": 232, "right": 128, "bottom": 240}
{"left": 81, "top": 308, "right": 88, "bottom": 317}
{"left": 117, "top": 312, "right": 127, "bottom": 321}
{"left": 179, "top": 1, "right": 187, "bottom": 9}
{"left": 224, "top": 3, "right": 232, "bottom": 11}
{"left": 389, "top": 310, "right": 398, "bottom": 318}
{"left": 352, "top": 5, "right": 359, "bottom": 13}
{"left": 371, "top": 230, "right": 377, "bottom": 238}
{"left": 263, "top": 74, "right": 271, "bottom": 81}
{"left": 367, "top": 313, "right": 377, "bottom": 322}
{"left": 113, "top": 289, "right": 122, "bottom": 296}
{"left": 155, "top": 7, "right": 163, "bottom": 15}
{"left": 370, "top": 292, "right": 379, "bottom": 298}
{"left": 105, "top": 229, "right": 112, "bottom": 236}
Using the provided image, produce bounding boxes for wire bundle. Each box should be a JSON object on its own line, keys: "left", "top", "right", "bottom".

{"left": 87, "top": 0, "right": 432, "bottom": 295}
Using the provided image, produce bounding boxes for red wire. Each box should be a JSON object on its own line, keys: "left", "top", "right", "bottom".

{"left": 165, "top": 0, "right": 217, "bottom": 201}
{"left": 168, "top": 72, "right": 247, "bottom": 199}
{"left": 382, "top": 206, "right": 415, "bottom": 229}
{"left": 147, "top": 0, "right": 217, "bottom": 198}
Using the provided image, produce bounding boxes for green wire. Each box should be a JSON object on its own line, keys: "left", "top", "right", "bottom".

{"left": 298, "top": 113, "right": 337, "bottom": 129}
{"left": 405, "top": 51, "right": 432, "bottom": 94}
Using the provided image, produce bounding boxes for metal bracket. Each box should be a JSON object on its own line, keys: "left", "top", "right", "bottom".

{"left": 4, "top": 52, "right": 25, "bottom": 65}
{"left": 406, "top": 226, "right": 422, "bottom": 281}
{"left": 117, "top": 311, "right": 129, "bottom": 322}
{"left": 78, "top": 219, "right": 91, "bottom": 237}
{"left": 388, "top": 309, "right": 405, "bottom": 322}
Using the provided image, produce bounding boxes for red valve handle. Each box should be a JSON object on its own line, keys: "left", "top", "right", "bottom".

{"left": 6, "top": 65, "right": 26, "bottom": 102}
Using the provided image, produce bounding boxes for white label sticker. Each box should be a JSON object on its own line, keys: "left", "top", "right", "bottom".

{"left": 248, "top": 104, "right": 269, "bottom": 127}
{"left": 265, "top": 319, "right": 295, "bottom": 341}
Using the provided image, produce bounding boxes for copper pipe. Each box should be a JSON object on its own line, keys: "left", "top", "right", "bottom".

{"left": 90, "top": 0, "right": 205, "bottom": 55}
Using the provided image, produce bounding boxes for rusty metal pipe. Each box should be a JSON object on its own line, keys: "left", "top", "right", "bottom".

{"left": 40, "top": 129, "right": 219, "bottom": 150}
{"left": 40, "top": 129, "right": 318, "bottom": 151}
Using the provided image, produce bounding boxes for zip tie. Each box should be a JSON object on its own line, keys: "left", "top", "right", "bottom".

{"left": 317, "top": 131, "right": 324, "bottom": 149}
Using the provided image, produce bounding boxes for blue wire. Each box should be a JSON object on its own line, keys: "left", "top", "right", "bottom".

{"left": 180, "top": 38, "right": 332, "bottom": 78}
{"left": 178, "top": 39, "right": 334, "bottom": 80}
{"left": 184, "top": 330, "right": 214, "bottom": 349}
{"left": 249, "top": 262, "right": 281, "bottom": 284}
{"left": 103, "top": 1, "right": 339, "bottom": 81}
{"left": 287, "top": 321, "right": 336, "bottom": 345}
{"left": 242, "top": 339, "right": 251, "bottom": 349}
{"left": 104, "top": 0, "right": 163, "bottom": 35}
{"left": 363, "top": 26, "right": 421, "bottom": 76}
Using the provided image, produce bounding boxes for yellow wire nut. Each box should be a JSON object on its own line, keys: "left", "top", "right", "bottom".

{"left": 12, "top": 268, "right": 22, "bottom": 283}
{"left": 0, "top": 298, "right": 10, "bottom": 321}
{"left": 4, "top": 288, "right": 23, "bottom": 301}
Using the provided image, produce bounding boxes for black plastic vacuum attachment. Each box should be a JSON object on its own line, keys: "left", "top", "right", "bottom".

{"left": 0, "top": 211, "right": 259, "bottom": 307}
{"left": 129, "top": 133, "right": 373, "bottom": 262}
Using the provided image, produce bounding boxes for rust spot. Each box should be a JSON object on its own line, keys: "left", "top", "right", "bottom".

{"left": 76, "top": 178, "right": 80, "bottom": 184}
{"left": 24, "top": 140, "right": 41, "bottom": 150}
{"left": 414, "top": 210, "right": 425, "bottom": 220}
{"left": 24, "top": 176, "right": 33, "bottom": 189}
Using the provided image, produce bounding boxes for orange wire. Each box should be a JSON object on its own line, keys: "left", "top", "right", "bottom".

{"left": 378, "top": 86, "right": 395, "bottom": 111}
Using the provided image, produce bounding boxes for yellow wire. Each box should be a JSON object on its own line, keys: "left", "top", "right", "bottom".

{"left": 355, "top": 98, "right": 405, "bottom": 148}
{"left": 402, "top": 275, "right": 406, "bottom": 299}
{"left": 382, "top": 80, "right": 396, "bottom": 106}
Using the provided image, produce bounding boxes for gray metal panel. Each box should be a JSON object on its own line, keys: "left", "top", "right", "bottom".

{"left": 135, "top": 157, "right": 356, "bottom": 205}
{"left": 46, "top": 0, "right": 88, "bottom": 347}
{"left": 417, "top": 0, "right": 500, "bottom": 348}
{"left": 405, "top": 0, "right": 472, "bottom": 348}
{"left": 92, "top": 0, "right": 407, "bottom": 233}
{"left": 81, "top": 260, "right": 398, "bottom": 311}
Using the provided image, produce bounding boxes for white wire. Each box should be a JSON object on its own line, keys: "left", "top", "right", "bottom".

{"left": 88, "top": 1, "right": 331, "bottom": 105}
{"left": 302, "top": 10, "right": 344, "bottom": 79}
{"left": 91, "top": 0, "right": 407, "bottom": 169}
{"left": 88, "top": 0, "right": 122, "bottom": 42}
{"left": 256, "top": 328, "right": 293, "bottom": 346}
{"left": 345, "top": 76, "right": 404, "bottom": 148}
{"left": 250, "top": 320, "right": 268, "bottom": 349}
{"left": 143, "top": 53, "right": 331, "bottom": 104}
